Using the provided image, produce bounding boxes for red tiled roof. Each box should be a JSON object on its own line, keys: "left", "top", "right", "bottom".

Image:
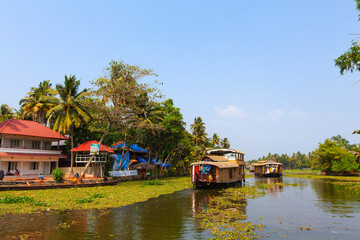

{"left": 0, "top": 119, "right": 68, "bottom": 140}
{"left": 71, "top": 140, "right": 114, "bottom": 153}
{"left": 0, "top": 152, "right": 68, "bottom": 158}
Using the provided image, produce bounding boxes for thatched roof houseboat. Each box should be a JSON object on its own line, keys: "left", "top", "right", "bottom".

{"left": 189, "top": 149, "right": 246, "bottom": 188}
{"left": 253, "top": 160, "right": 282, "bottom": 177}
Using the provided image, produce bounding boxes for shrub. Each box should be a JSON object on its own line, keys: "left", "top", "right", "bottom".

{"left": 52, "top": 168, "right": 65, "bottom": 183}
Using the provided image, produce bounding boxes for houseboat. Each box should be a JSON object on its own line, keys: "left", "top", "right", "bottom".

{"left": 249, "top": 163, "right": 255, "bottom": 172}
{"left": 253, "top": 160, "right": 282, "bottom": 177}
{"left": 189, "top": 148, "right": 246, "bottom": 188}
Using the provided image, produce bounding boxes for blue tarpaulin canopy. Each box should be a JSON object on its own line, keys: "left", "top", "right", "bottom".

{"left": 111, "top": 142, "right": 171, "bottom": 169}
{"left": 112, "top": 143, "right": 148, "bottom": 153}
{"left": 111, "top": 152, "right": 130, "bottom": 170}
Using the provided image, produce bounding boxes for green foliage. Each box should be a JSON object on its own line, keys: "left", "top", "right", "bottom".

{"left": 334, "top": 1, "right": 360, "bottom": 78}
{"left": 0, "top": 196, "right": 35, "bottom": 204}
{"left": 47, "top": 75, "right": 90, "bottom": 134}
{"left": 19, "top": 80, "right": 58, "bottom": 125}
{"left": 335, "top": 41, "right": 360, "bottom": 76}
{"left": 51, "top": 168, "right": 65, "bottom": 183}
{"left": 0, "top": 104, "right": 16, "bottom": 122}
{"left": 313, "top": 138, "right": 359, "bottom": 173}
{"left": 75, "top": 197, "right": 94, "bottom": 204}
{"left": 0, "top": 196, "right": 50, "bottom": 206}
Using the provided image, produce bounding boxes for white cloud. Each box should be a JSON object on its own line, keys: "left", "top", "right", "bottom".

{"left": 214, "top": 105, "right": 247, "bottom": 119}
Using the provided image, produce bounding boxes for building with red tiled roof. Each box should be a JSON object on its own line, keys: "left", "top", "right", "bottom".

{"left": 0, "top": 119, "right": 68, "bottom": 140}
{"left": 0, "top": 119, "right": 68, "bottom": 176}
{"left": 69, "top": 140, "right": 113, "bottom": 178}
{"left": 71, "top": 140, "right": 114, "bottom": 153}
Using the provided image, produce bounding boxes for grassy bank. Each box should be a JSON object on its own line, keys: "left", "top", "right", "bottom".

{"left": 283, "top": 169, "right": 319, "bottom": 175}
{"left": 0, "top": 176, "right": 192, "bottom": 215}
{"left": 283, "top": 169, "right": 360, "bottom": 181}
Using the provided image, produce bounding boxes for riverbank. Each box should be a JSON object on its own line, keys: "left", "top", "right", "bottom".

{"left": 0, "top": 176, "right": 192, "bottom": 215}
{"left": 283, "top": 170, "right": 360, "bottom": 181}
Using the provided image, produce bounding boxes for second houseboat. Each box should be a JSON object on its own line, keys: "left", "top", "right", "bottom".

{"left": 253, "top": 160, "right": 282, "bottom": 177}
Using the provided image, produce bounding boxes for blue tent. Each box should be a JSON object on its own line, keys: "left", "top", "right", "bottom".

{"left": 111, "top": 152, "right": 130, "bottom": 170}
{"left": 155, "top": 160, "right": 171, "bottom": 167}
{"left": 112, "top": 143, "right": 148, "bottom": 153}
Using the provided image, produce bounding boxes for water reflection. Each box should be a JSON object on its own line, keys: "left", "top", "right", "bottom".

{"left": 311, "top": 179, "right": 360, "bottom": 218}
{"left": 1, "top": 178, "right": 360, "bottom": 239}
{"left": 254, "top": 176, "right": 284, "bottom": 195}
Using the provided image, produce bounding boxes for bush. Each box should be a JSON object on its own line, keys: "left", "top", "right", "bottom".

{"left": 52, "top": 168, "right": 65, "bottom": 183}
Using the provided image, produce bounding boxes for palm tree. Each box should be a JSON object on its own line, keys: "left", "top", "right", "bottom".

{"left": 0, "top": 104, "right": 14, "bottom": 121}
{"left": 47, "top": 74, "right": 90, "bottom": 174}
{"left": 19, "top": 80, "right": 58, "bottom": 125}
{"left": 211, "top": 133, "right": 221, "bottom": 148}
{"left": 190, "top": 117, "right": 207, "bottom": 147}
{"left": 221, "top": 137, "right": 231, "bottom": 148}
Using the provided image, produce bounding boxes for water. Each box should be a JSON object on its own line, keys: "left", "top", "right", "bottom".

{"left": 1, "top": 177, "right": 360, "bottom": 239}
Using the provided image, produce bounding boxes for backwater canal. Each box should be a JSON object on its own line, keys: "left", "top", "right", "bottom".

{"left": 1, "top": 176, "right": 360, "bottom": 240}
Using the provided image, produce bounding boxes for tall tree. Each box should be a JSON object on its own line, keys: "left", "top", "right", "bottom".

{"left": 0, "top": 104, "right": 14, "bottom": 121}
{"left": 19, "top": 80, "right": 57, "bottom": 125}
{"left": 190, "top": 117, "right": 207, "bottom": 147}
{"left": 47, "top": 75, "right": 90, "bottom": 174}
{"left": 79, "top": 60, "right": 158, "bottom": 181}
{"left": 211, "top": 133, "right": 220, "bottom": 148}
{"left": 312, "top": 138, "right": 358, "bottom": 173}
{"left": 221, "top": 137, "right": 231, "bottom": 148}
{"left": 335, "top": 1, "right": 360, "bottom": 79}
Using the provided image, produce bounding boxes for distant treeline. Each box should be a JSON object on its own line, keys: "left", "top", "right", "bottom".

{"left": 248, "top": 135, "right": 360, "bottom": 173}
{"left": 248, "top": 152, "right": 312, "bottom": 170}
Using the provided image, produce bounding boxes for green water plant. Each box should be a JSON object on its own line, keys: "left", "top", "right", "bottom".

{"left": 141, "top": 178, "right": 164, "bottom": 186}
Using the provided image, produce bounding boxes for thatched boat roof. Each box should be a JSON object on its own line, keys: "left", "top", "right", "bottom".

{"left": 253, "top": 160, "right": 282, "bottom": 166}
{"left": 189, "top": 161, "right": 243, "bottom": 169}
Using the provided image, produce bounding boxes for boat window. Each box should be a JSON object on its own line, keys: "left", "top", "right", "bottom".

{"left": 225, "top": 153, "right": 236, "bottom": 160}
{"left": 229, "top": 168, "right": 232, "bottom": 179}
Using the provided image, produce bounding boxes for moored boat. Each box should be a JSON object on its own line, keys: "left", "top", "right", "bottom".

{"left": 189, "top": 149, "right": 246, "bottom": 188}
{"left": 253, "top": 160, "right": 282, "bottom": 177}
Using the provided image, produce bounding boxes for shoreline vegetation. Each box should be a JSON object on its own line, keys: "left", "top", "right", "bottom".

{"left": 283, "top": 169, "right": 360, "bottom": 181}
{"left": 0, "top": 177, "right": 192, "bottom": 215}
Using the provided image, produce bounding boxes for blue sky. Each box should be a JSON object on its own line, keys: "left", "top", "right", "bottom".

{"left": 1, "top": 0, "right": 360, "bottom": 160}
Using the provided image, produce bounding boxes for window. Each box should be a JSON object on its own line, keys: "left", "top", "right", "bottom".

{"left": 44, "top": 141, "right": 51, "bottom": 150}
{"left": 8, "top": 162, "right": 17, "bottom": 171}
{"left": 0, "top": 138, "right": 2, "bottom": 147}
{"left": 30, "top": 162, "right": 39, "bottom": 170}
{"left": 32, "top": 141, "right": 41, "bottom": 149}
{"left": 229, "top": 168, "right": 233, "bottom": 179}
{"left": 10, "top": 139, "right": 20, "bottom": 148}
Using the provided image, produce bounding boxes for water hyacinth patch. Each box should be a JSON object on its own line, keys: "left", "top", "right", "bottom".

{"left": 196, "top": 184, "right": 285, "bottom": 239}
{"left": 0, "top": 177, "right": 192, "bottom": 215}
{"left": 141, "top": 178, "right": 164, "bottom": 186}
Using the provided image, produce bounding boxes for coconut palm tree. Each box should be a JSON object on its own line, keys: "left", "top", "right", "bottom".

{"left": 0, "top": 104, "right": 14, "bottom": 121}
{"left": 190, "top": 117, "right": 207, "bottom": 147}
{"left": 19, "top": 80, "right": 58, "bottom": 125}
{"left": 211, "top": 133, "right": 221, "bottom": 148}
{"left": 221, "top": 137, "right": 231, "bottom": 148}
{"left": 47, "top": 74, "right": 90, "bottom": 174}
